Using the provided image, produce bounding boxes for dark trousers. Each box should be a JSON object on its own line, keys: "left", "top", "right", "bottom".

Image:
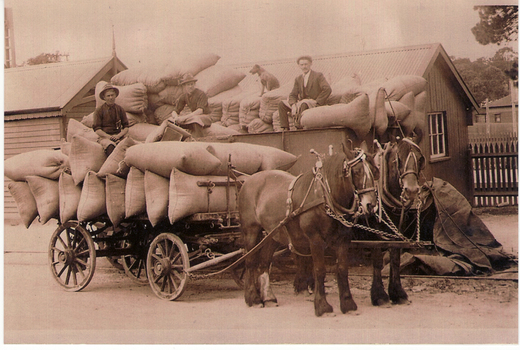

{"left": 277, "top": 100, "right": 310, "bottom": 129}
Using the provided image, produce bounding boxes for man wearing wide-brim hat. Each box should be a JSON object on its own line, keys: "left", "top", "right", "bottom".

{"left": 93, "top": 83, "right": 129, "bottom": 155}
{"left": 170, "top": 73, "right": 212, "bottom": 138}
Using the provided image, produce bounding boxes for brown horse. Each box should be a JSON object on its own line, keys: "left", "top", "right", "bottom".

{"left": 238, "top": 142, "right": 379, "bottom": 316}
{"left": 356, "top": 137, "right": 430, "bottom": 306}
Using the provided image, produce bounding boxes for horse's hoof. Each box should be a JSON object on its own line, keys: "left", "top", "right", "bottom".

{"left": 252, "top": 303, "right": 265, "bottom": 309}
{"left": 264, "top": 300, "right": 278, "bottom": 308}
{"left": 373, "top": 299, "right": 391, "bottom": 308}
{"left": 392, "top": 298, "right": 411, "bottom": 305}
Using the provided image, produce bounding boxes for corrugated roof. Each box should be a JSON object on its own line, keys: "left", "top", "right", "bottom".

{"left": 488, "top": 93, "right": 518, "bottom": 108}
{"left": 4, "top": 57, "right": 115, "bottom": 112}
{"left": 234, "top": 43, "right": 440, "bottom": 91}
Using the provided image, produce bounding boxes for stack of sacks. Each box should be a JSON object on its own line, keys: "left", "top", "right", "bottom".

{"left": 110, "top": 53, "right": 220, "bottom": 94}
{"left": 239, "top": 92, "right": 262, "bottom": 129}
{"left": 221, "top": 90, "right": 252, "bottom": 129}
{"left": 5, "top": 149, "right": 69, "bottom": 227}
{"left": 122, "top": 141, "right": 298, "bottom": 226}
{"left": 296, "top": 75, "right": 427, "bottom": 139}
{"left": 194, "top": 65, "right": 246, "bottom": 98}
{"left": 207, "top": 85, "right": 243, "bottom": 123}
{"left": 381, "top": 75, "right": 428, "bottom": 136}
{"left": 259, "top": 83, "right": 293, "bottom": 124}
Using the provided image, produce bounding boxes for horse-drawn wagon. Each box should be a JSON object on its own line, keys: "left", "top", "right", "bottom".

{"left": 42, "top": 123, "right": 431, "bottom": 314}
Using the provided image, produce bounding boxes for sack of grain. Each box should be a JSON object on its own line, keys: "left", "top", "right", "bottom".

{"left": 201, "top": 123, "right": 242, "bottom": 138}
{"left": 247, "top": 118, "right": 274, "bottom": 134}
{"left": 58, "top": 172, "right": 82, "bottom": 223}
{"left": 77, "top": 171, "right": 106, "bottom": 222}
{"left": 239, "top": 93, "right": 261, "bottom": 127}
{"left": 5, "top": 149, "right": 69, "bottom": 181}
{"left": 153, "top": 104, "right": 176, "bottom": 125}
{"left": 105, "top": 174, "right": 126, "bottom": 227}
{"left": 161, "top": 53, "right": 221, "bottom": 86}
{"left": 144, "top": 170, "right": 169, "bottom": 227}
{"left": 69, "top": 134, "right": 107, "bottom": 185}
{"left": 168, "top": 169, "right": 240, "bottom": 223}
{"left": 124, "top": 141, "right": 222, "bottom": 177}
{"left": 26, "top": 176, "right": 59, "bottom": 224}
{"left": 300, "top": 93, "right": 371, "bottom": 138}
{"left": 95, "top": 81, "right": 149, "bottom": 114}
{"left": 8, "top": 181, "right": 38, "bottom": 228}
{"left": 195, "top": 65, "right": 246, "bottom": 97}
{"left": 413, "top": 91, "right": 428, "bottom": 134}
{"left": 125, "top": 167, "right": 146, "bottom": 218}
{"left": 259, "top": 83, "right": 293, "bottom": 123}
{"left": 157, "top": 85, "right": 184, "bottom": 106}
{"left": 61, "top": 142, "right": 71, "bottom": 156}
{"left": 207, "top": 85, "right": 243, "bottom": 122}
{"left": 110, "top": 65, "right": 166, "bottom": 94}
{"left": 221, "top": 92, "right": 247, "bottom": 126}
{"left": 81, "top": 112, "right": 94, "bottom": 128}
{"left": 327, "top": 74, "right": 362, "bottom": 105}
{"left": 97, "top": 137, "right": 137, "bottom": 178}
{"left": 382, "top": 75, "right": 427, "bottom": 101}
{"left": 67, "top": 118, "right": 98, "bottom": 142}
{"left": 126, "top": 112, "right": 148, "bottom": 126}
{"left": 385, "top": 100, "right": 411, "bottom": 121}
{"left": 128, "top": 123, "right": 159, "bottom": 142}
{"left": 396, "top": 91, "right": 416, "bottom": 135}
{"left": 368, "top": 87, "right": 388, "bottom": 137}
{"left": 202, "top": 142, "right": 298, "bottom": 175}
{"left": 226, "top": 123, "right": 248, "bottom": 133}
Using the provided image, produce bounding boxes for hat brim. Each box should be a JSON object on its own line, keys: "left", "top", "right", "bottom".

{"left": 100, "top": 87, "right": 119, "bottom": 100}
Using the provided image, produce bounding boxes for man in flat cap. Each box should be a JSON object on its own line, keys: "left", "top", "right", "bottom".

{"left": 278, "top": 55, "right": 331, "bottom": 130}
{"left": 93, "top": 84, "right": 129, "bottom": 156}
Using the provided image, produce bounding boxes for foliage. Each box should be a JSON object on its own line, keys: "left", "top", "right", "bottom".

{"left": 453, "top": 56, "right": 511, "bottom": 105}
{"left": 471, "top": 6, "right": 518, "bottom": 46}
{"left": 26, "top": 52, "right": 68, "bottom": 65}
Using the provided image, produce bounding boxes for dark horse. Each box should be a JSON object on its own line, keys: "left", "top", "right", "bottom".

{"left": 238, "top": 142, "right": 379, "bottom": 316}
{"left": 357, "top": 136, "right": 432, "bottom": 306}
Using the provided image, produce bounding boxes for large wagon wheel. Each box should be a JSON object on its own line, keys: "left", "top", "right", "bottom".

{"left": 48, "top": 221, "right": 96, "bottom": 292}
{"left": 121, "top": 228, "right": 154, "bottom": 285}
{"left": 147, "top": 233, "right": 189, "bottom": 301}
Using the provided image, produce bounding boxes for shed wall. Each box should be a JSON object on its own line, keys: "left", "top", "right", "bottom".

{"left": 4, "top": 116, "right": 63, "bottom": 222}
{"left": 421, "top": 58, "right": 472, "bottom": 200}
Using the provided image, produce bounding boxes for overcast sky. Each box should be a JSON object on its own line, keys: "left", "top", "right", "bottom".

{"left": 4, "top": 0, "right": 518, "bottom": 68}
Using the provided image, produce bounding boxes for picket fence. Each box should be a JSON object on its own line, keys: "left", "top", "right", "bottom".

{"left": 469, "top": 133, "right": 518, "bottom": 207}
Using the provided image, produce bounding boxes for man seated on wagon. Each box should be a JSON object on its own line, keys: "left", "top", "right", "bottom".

{"left": 278, "top": 55, "right": 332, "bottom": 130}
{"left": 171, "top": 73, "right": 212, "bottom": 138}
{"left": 93, "top": 84, "right": 129, "bottom": 156}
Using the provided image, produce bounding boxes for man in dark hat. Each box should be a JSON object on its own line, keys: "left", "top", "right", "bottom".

{"left": 170, "top": 73, "right": 212, "bottom": 138}
{"left": 93, "top": 84, "right": 129, "bottom": 156}
{"left": 278, "top": 55, "right": 331, "bottom": 130}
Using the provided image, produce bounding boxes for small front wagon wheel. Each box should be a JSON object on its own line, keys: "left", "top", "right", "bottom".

{"left": 147, "top": 233, "right": 189, "bottom": 301}
{"left": 48, "top": 221, "right": 96, "bottom": 292}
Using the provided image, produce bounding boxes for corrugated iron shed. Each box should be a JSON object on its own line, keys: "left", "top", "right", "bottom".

{"left": 4, "top": 56, "right": 126, "bottom": 115}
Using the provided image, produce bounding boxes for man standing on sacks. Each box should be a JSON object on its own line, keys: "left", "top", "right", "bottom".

{"left": 171, "top": 73, "right": 212, "bottom": 138}
{"left": 278, "top": 55, "right": 332, "bottom": 130}
{"left": 93, "top": 84, "right": 129, "bottom": 156}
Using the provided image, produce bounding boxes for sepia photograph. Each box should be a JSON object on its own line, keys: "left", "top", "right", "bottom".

{"left": 3, "top": 0, "right": 518, "bottom": 345}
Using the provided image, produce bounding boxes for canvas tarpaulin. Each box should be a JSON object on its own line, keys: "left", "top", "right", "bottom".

{"left": 385, "top": 178, "right": 515, "bottom": 276}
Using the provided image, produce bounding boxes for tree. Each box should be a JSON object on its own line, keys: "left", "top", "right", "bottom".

{"left": 26, "top": 51, "right": 69, "bottom": 66}
{"left": 453, "top": 56, "right": 510, "bottom": 104}
{"left": 471, "top": 6, "right": 518, "bottom": 46}
{"left": 490, "top": 47, "right": 518, "bottom": 82}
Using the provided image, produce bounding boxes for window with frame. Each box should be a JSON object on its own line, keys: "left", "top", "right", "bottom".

{"left": 494, "top": 113, "right": 502, "bottom": 123}
{"left": 428, "top": 112, "right": 447, "bottom": 159}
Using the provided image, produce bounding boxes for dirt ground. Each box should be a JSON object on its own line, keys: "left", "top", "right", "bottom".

{"left": 3, "top": 207, "right": 518, "bottom": 344}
